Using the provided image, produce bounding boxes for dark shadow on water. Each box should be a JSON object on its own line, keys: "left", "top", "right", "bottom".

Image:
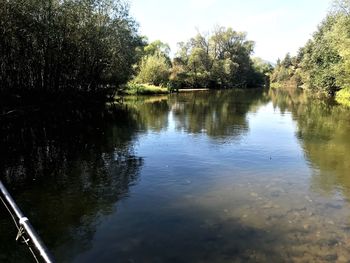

{"left": 0, "top": 104, "right": 145, "bottom": 262}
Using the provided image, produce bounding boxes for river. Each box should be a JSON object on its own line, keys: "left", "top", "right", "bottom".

{"left": 1, "top": 88, "right": 350, "bottom": 262}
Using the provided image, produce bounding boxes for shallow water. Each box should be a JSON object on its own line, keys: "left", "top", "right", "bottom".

{"left": 1, "top": 89, "right": 350, "bottom": 262}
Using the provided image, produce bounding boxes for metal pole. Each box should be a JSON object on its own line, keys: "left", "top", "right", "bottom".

{"left": 0, "top": 181, "right": 55, "bottom": 263}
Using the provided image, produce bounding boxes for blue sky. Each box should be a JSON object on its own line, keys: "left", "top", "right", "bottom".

{"left": 129, "top": 0, "right": 331, "bottom": 62}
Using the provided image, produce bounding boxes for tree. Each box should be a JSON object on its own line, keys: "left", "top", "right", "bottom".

{"left": 135, "top": 54, "right": 170, "bottom": 86}
{"left": 0, "top": 0, "right": 141, "bottom": 102}
{"left": 133, "top": 40, "right": 172, "bottom": 86}
{"left": 282, "top": 53, "right": 292, "bottom": 68}
{"left": 270, "top": 1, "right": 350, "bottom": 97}
{"left": 328, "top": 12, "right": 350, "bottom": 89}
{"left": 251, "top": 57, "right": 273, "bottom": 86}
{"left": 294, "top": 15, "right": 341, "bottom": 94}
{"left": 144, "top": 40, "right": 171, "bottom": 58}
{"left": 173, "top": 26, "right": 259, "bottom": 89}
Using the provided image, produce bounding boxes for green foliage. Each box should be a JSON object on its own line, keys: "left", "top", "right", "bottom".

{"left": 271, "top": 0, "right": 350, "bottom": 104}
{"left": 144, "top": 40, "right": 171, "bottom": 58}
{"left": 169, "top": 59, "right": 188, "bottom": 88}
{"left": 328, "top": 14, "right": 350, "bottom": 90}
{"left": 250, "top": 57, "right": 273, "bottom": 87}
{"left": 132, "top": 40, "right": 172, "bottom": 87}
{"left": 282, "top": 53, "right": 293, "bottom": 68}
{"left": 173, "top": 26, "right": 263, "bottom": 89}
{"left": 132, "top": 28, "right": 265, "bottom": 90}
{"left": 301, "top": 15, "right": 341, "bottom": 93}
{"left": 336, "top": 88, "right": 350, "bottom": 106}
{"left": 125, "top": 82, "right": 168, "bottom": 95}
{"left": 0, "top": 0, "right": 141, "bottom": 99}
{"left": 271, "top": 53, "right": 298, "bottom": 85}
{"left": 135, "top": 53, "right": 171, "bottom": 86}
{"left": 270, "top": 82, "right": 283, "bottom": 89}
{"left": 252, "top": 58, "right": 274, "bottom": 75}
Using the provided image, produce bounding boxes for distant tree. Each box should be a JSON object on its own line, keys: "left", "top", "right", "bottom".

{"left": 135, "top": 54, "right": 170, "bottom": 86}
{"left": 282, "top": 53, "right": 293, "bottom": 68}
{"left": 133, "top": 40, "right": 172, "bottom": 86}
{"left": 144, "top": 40, "right": 171, "bottom": 58}
{"left": 173, "top": 26, "right": 258, "bottom": 88}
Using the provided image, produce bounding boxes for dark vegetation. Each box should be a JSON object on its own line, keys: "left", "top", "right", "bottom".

{"left": 0, "top": 0, "right": 141, "bottom": 112}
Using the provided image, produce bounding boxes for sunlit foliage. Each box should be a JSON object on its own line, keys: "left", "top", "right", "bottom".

{"left": 172, "top": 27, "right": 270, "bottom": 89}
{"left": 271, "top": 0, "right": 350, "bottom": 105}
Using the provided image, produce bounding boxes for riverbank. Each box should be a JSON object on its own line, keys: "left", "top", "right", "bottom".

{"left": 123, "top": 83, "right": 209, "bottom": 95}
{"left": 123, "top": 83, "right": 168, "bottom": 95}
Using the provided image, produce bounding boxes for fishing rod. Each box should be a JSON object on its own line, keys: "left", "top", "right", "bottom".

{"left": 0, "top": 181, "right": 54, "bottom": 263}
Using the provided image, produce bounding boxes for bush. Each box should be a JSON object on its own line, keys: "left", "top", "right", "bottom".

{"left": 336, "top": 87, "right": 350, "bottom": 106}
{"left": 135, "top": 54, "right": 170, "bottom": 86}
{"left": 125, "top": 83, "right": 168, "bottom": 95}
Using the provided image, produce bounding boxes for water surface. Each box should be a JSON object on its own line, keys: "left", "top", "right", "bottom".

{"left": 1, "top": 89, "right": 350, "bottom": 262}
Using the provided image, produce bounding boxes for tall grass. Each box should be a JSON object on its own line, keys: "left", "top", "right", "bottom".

{"left": 124, "top": 83, "right": 169, "bottom": 95}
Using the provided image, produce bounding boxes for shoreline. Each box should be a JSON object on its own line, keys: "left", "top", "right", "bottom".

{"left": 123, "top": 83, "right": 210, "bottom": 95}
{"left": 178, "top": 88, "right": 209, "bottom": 92}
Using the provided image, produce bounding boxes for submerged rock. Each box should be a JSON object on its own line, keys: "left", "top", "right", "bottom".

{"left": 250, "top": 192, "right": 258, "bottom": 197}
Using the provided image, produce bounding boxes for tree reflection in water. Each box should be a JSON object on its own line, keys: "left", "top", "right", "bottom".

{"left": 2, "top": 88, "right": 350, "bottom": 262}
{"left": 170, "top": 90, "right": 270, "bottom": 139}
{"left": 269, "top": 88, "right": 350, "bottom": 197}
{"left": 0, "top": 105, "right": 144, "bottom": 262}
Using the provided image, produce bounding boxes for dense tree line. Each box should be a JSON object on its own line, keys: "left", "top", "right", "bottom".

{"left": 133, "top": 27, "right": 272, "bottom": 90}
{"left": 0, "top": 0, "right": 141, "bottom": 102}
{"left": 1, "top": 1, "right": 271, "bottom": 108}
{"left": 271, "top": 0, "right": 350, "bottom": 104}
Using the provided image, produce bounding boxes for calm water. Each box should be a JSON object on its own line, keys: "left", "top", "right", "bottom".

{"left": 1, "top": 89, "right": 350, "bottom": 262}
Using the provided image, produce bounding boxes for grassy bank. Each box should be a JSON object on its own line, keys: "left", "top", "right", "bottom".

{"left": 123, "top": 83, "right": 210, "bottom": 95}
{"left": 124, "top": 83, "right": 169, "bottom": 95}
